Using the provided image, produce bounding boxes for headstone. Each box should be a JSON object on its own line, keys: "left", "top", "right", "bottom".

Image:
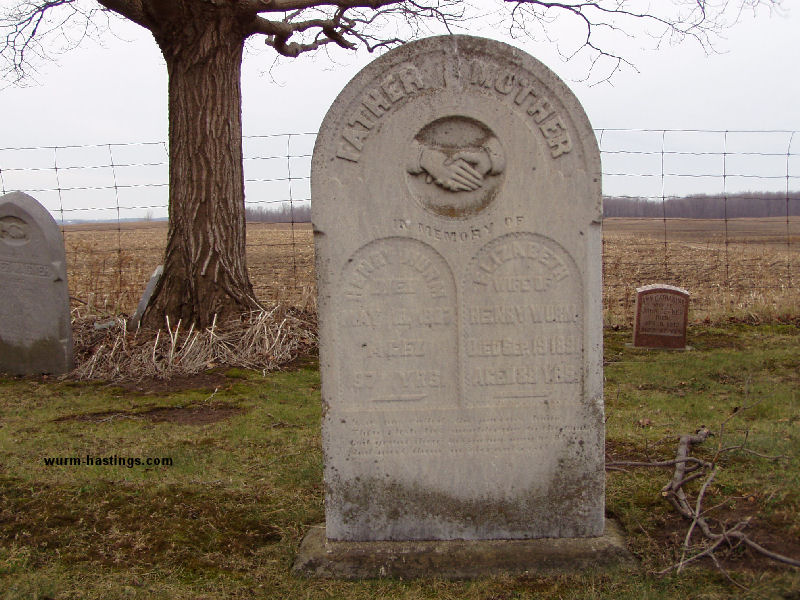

{"left": 302, "top": 35, "right": 616, "bottom": 575}
{"left": 0, "top": 192, "right": 73, "bottom": 375}
{"left": 129, "top": 265, "right": 163, "bottom": 330}
{"left": 633, "top": 284, "right": 690, "bottom": 349}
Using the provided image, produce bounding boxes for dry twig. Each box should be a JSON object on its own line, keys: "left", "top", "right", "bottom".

{"left": 607, "top": 421, "right": 799, "bottom": 575}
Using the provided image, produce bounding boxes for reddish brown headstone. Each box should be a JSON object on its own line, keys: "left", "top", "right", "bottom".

{"left": 633, "top": 284, "right": 690, "bottom": 349}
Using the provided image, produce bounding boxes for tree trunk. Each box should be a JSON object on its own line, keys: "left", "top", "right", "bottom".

{"left": 141, "top": 5, "right": 259, "bottom": 329}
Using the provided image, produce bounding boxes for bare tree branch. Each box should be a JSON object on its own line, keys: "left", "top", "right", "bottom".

{"left": 607, "top": 417, "right": 800, "bottom": 576}
{"left": 2, "top": 0, "right": 785, "bottom": 83}
{"left": 247, "top": 1, "right": 464, "bottom": 58}
{"left": 251, "top": 10, "right": 358, "bottom": 56}
{"left": 95, "top": 0, "right": 147, "bottom": 28}
{"left": 500, "top": 0, "right": 784, "bottom": 84}
{"left": 2, "top": 0, "right": 87, "bottom": 81}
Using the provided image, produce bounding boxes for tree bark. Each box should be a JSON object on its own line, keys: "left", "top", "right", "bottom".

{"left": 141, "top": 3, "right": 259, "bottom": 329}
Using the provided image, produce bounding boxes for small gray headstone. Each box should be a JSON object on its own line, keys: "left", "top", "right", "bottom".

{"left": 0, "top": 192, "right": 73, "bottom": 375}
{"left": 312, "top": 35, "right": 604, "bottom": 543}
{"left": 129, "top": 265, "right": 163, "bottom": 330}
{"left": 633, "top": 284, "right": 690, "bottom": 349}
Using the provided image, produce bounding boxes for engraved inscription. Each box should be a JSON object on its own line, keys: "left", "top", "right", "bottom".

{"left": 338, "top": 238, "right": 457, "bottom": 409}
{"left": 343, "top": 245, "right": 447, "bottom": 300}
{"left": 468, "top": 304, "right": 579, "bottom": 325}
{"left": 332, "top": 409, "right": 591, "bottom": 460}
{"left": 637, "top": 292, "right": 688, "bottom": 337}
{"left": 466, "top": 335, "right": 580, "bottom": 356}
{"left": 394, "top": 219, "right": 496, "bottom": 242}
{"left": 469, "top": 362, "right": 580, "bottom": 387}
{"left": 633, "top": 286, "right": 689, "bottom": 349}
{"left": 0, "top": 216, "right": 30, "bottom": 246}
{"left": 468, "top": 59, "right": 572, "bottom": 158}
{"left": 0, "top": 280, "right": 35, "bottom": 343}
{"left": 367, "top": 339, "right": 426, "bottom": 358}
{"left": 0, "top": 260, "right": 51, "bottom": 278}
{"left": 472, "top": 237, "right": 570, "bottom": 289}
{"left": 0, "top": 267, "right": 57, "bottom": 345}
{"left": 337, "top": 63, "right": 430, "bottom": 163}
{"left": 393, "top": 217, "right": 526, "bottom": 240}
{"left": 462, "top": 233, "right": 582, "bottom": 405}
{"left": 638, "top": 297, "right": 685, "bottom": 335}
{"left": 407, "top": 116, "right": 505, "bottom": 218}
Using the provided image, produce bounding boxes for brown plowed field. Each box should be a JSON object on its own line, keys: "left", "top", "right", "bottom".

{"left": 62, "top": 217, "right": 799, "bottom": 324}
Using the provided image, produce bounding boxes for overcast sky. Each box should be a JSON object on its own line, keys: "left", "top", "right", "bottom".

{"left": 1, "top": 3, "right": 797, "bottom": 142}
{"left": 0, "top": 2, "right": 797, "bottom": 218}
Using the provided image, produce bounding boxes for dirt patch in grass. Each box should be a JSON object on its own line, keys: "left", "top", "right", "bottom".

{"left": 115, "top": 372, "right": 230, "bottom": 394}
{"left": 281, "top": 350, "right": 319, "bottom": 371}
{"left": 649, "top": 504, "right": 800, "bottom": 573}
{"left": 54, "top": 402, "right": 245, "bottom": 426}
{"left": 141, "top": 404, "right": 245, "bottom": 425}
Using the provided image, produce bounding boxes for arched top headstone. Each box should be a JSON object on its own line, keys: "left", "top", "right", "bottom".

{"left": 0, "top": 191, "right": 73, "bottom": 375}
{"left": 313, "top": 34, "right": 601, "bottom": 242}
{"left": 311, "top": 35, "right": 604, "bottom": 545}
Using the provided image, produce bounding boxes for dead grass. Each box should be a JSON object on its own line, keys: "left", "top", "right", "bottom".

{"left": 70, "top": 305, "right": 317, "bottom": 382}
{"left": 63, "top": 217, "right": 799, "bottom": 325}
{"left": 603, "top": 222, "right": 799, "bottom": 325}
{"left": 64, "top": 221, "right": 315, "bottom": 317}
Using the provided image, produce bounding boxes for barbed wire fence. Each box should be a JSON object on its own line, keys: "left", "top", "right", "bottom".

{"left": 0, "top": 129, "right": 797, "bottom": 323}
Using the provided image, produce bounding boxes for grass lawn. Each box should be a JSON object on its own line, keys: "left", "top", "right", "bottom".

{"left": 1, "top": 324, "right": 799, "bottom": 599}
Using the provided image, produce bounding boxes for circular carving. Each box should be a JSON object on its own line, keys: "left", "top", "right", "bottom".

{"left": 0, "top": 216, "right": 30, "bottom": 246}
{"left": 406, "top": 116, "right": 505, "bottom": 218}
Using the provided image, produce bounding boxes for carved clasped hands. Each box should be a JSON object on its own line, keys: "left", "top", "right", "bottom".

{"left": 408, "top": 136, "right": 506, "bottom": 194}
{"left": 419, "top": 148, "right": 484, "bottom": 192}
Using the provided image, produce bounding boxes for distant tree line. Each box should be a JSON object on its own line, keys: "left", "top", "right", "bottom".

{"left": 604, "top": 191, "right": 800, "bottom": 219}
{"left": 242, "top": 193, "right": 800, "bottom": 223}
{"left": 245, "top": 203, "right": 310, "bottom": 223}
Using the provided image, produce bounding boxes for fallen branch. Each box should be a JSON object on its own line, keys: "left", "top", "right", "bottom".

{"left": 607, "top": 423, "right": 800, "bottom": 575}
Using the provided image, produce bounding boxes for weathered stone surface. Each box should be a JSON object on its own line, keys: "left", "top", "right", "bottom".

{"left": 292, "top": 520, "right": 633, "bottom": 579}
{"left": 633, "top": 284, "right": 690, "bottom": 349}
{"left": 313, "top": 35, "right": 603, "bottom": 542}
{"left": 0, "top": 191, "right": 73, "bottom": 375}
{"left": 129, "top": 265, "right": 163, "bottom": 330}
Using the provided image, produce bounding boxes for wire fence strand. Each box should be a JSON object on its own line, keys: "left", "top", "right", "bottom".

{"left": 1, "top": 129, "right": 797, "bottom": 323}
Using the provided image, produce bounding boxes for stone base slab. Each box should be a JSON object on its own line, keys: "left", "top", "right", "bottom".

{"left": 292, "top": 520, "right": 635, "bottom": 579}
{"left": 626, "top": 343, "right": 692, "bottom": 351}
